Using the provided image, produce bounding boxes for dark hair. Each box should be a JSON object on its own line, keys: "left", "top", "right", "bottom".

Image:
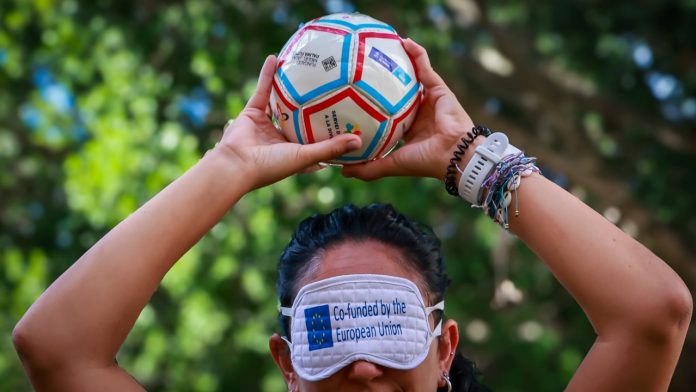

{"left": 276, "top": 203, "right": 488, "bottom": 392}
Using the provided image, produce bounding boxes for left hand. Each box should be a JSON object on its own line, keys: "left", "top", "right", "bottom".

{"left": 341, "top": 38, "right": 476, "bottom": 181}
{"left": 217, "top": 55, "right": 362, "bottom": 190}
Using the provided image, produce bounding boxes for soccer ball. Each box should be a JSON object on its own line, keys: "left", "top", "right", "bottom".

{"left": 270, "top": 13, "right": 421, "bottom": 164}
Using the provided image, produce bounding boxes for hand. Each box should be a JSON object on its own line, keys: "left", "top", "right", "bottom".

{"left": 342, "top": 39, "right": 476, "bottom": 181}
{"left": 216, "top": 55, "right": 362, "bottom": 190}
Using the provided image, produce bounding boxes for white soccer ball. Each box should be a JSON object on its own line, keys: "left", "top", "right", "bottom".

{"left": 270, "top": 13, "right": 421, "bottom": 164}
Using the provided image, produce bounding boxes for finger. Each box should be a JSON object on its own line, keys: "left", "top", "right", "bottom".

{"left": 245, "top": 54, "right": 277, "bottom": 111}
{"left": 403, "top": 38, "right": 446, "bottom": 90}
{"left": 341, "top": 156, "right": 410, "bottom": 181}
{"left": 296, "top": 134, "right": 362, "bottom": 165}
{"left": 223, "top": 118, "right": 235, "bottom": 133}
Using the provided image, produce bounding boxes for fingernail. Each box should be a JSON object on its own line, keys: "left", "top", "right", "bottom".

{"left": 347, "top": 137, "right": 361, "bottom": 150}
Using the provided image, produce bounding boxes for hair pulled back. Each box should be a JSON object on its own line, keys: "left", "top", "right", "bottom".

{"left": 276, "top": 203, "right": 488, "bottom": 392}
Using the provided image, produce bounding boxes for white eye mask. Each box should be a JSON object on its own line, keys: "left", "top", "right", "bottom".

{"left": 280, "top": 274, "right": 444, "bottom": 381}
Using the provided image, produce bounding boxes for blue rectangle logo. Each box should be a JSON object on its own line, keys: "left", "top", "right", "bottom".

{"left": 368, "top": 47, "right": 411, "bottom": 86}
{"left": 392, "top": 67, "right": 412, "bottom": 86}
{"left": 305, "top": 305, "right": 333, "bottom": 351}
{"left": 369, "top": 47, "right": 398, "bottom": 72}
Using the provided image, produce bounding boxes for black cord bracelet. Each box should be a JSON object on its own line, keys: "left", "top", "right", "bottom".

{"left": 444, "top": 125, "right": 492, "bottom": 196}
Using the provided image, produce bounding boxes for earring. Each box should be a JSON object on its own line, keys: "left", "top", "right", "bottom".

{"left": 442, "top": 371, "right": 452, "bottom": 392}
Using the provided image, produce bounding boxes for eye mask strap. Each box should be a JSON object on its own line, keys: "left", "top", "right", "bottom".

{"left": 426, "top": 300, "right": 445, "bottom": 336}
{"left": 281, "top": 336, "right": 293, "bottom": 353}
{"left": 279, "top": 307, "right": 293, "bottom": 348}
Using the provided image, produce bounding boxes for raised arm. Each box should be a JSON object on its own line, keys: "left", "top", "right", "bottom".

{"left": 343, "top": 39, "right": 693, "bottom": 391}
{"left": 508, "top": 172, "right": 691, "bottom": 391}
{"left": 12, "top": 55, "right": 362, "bottom": 391}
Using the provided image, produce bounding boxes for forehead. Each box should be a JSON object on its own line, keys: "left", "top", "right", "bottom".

{"left": 301, "top": 240, "right": 430, "bottom": 301}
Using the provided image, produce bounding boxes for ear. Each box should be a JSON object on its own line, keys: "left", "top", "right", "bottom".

{"left": 269, "top": 333, "right": 296, "bottom": 388}
{"left": 438, "top": 319, "right": 460, "bottom": 372}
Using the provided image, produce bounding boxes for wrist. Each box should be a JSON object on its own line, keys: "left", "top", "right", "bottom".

{"left": 457, "top": 132, "right": 526, "bottom": 206}
{"left": 452, "top": 135, "right": 486, "bottom": 185}
{"left": 205, "top": 143, "right": 257, "bottom": 195}
{"left": 442, "top": 125, "right": 491, "bottom": 196}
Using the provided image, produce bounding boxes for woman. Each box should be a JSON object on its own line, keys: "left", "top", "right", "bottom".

{"left": 13, "top": 39, "right": 692, "bottom": 391}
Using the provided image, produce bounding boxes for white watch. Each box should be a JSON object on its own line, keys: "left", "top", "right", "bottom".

{"left": 458, "top": 132, "right": 521, "bottom": 204}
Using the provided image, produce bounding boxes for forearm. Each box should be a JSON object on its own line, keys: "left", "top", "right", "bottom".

{"left": 13, "top": 146, "right": 251, "bottom": 369}
{"left": 509, "top": 173, "right": 692, "bottom": 337}
{"left": 452, "top": 133, "right": 692, "bottom": 336}
{"left": 445, "top": 132, "right": 692, "bottom": 389}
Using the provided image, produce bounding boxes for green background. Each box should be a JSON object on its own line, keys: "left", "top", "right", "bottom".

{"left": 1, "top": 0, "right": 695, "bottom": 390}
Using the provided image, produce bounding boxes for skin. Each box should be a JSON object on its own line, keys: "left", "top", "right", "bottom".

{"left": 13, "top": 38, "right": 692, "bottom": 392}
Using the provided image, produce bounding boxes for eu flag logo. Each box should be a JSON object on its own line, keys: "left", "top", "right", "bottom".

{"left": 305, "top": 305, "right": 333, "bottom": 351}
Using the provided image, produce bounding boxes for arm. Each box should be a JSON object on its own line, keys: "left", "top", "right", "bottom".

{"left": 12, "top": 55, "right": 362, "bottom": 391}
{"left": 511, "top": 174, "right": 691, "bottom": 392}
{"left": 343, "top": 39, "right": 693, "bottom": 391}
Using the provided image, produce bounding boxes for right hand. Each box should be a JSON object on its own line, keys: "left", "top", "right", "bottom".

{"left": 216, "top": 55, "right": 362, "bottom": 190}
{"left": 342, "top": 39, "right": 477, "bottom": 181}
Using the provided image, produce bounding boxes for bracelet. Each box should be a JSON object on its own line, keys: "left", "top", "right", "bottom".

{"left": 455, "top": 131, "right": 540, "bottom": 229}
{"left": 479, "top": 152, "right": 539, "bottom": 228}
{"left": 458, "top": 132, "right": 521, "bottom": 204}
{"left": 444, "top": 125, "right": 492, "bottom": 196}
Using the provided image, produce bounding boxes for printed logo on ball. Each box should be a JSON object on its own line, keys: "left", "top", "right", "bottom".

{"left": 368, "top": 47, "right": 412, "bottom": 86}
{"left": 292, "top": 51, "right": 321, "bottom": 68}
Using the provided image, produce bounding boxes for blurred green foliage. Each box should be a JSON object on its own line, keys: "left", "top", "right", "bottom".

{"left": 1, "top": 0, "right": 695, "bottom": 391}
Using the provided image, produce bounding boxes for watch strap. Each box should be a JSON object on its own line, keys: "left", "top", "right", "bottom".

{"left": 458, "top": 132, "right": 521, "bottom": 204}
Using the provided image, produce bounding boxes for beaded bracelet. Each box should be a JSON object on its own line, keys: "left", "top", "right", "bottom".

{"left": 444, "top": 125, "right": 492, "bottom": 196}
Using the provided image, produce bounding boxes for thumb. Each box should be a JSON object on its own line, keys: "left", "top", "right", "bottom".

{"left": 245, "top": 55, "right": 277, "bottom": 111}
{"left": 297, "top": 134, "right": 362, "bottom": 165}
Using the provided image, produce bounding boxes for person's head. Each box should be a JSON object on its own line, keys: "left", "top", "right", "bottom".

{"left": 269, "top": 203, "right": 487, "bottom": 391}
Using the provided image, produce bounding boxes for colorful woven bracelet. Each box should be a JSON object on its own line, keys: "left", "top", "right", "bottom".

{"left": 477, "top": 152, "right": 540, "bottom": 229}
